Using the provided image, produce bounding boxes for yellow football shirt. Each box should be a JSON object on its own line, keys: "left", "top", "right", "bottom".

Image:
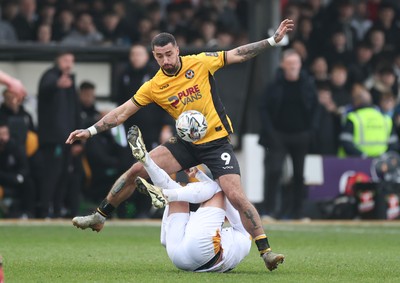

{"left": 132, "top": 51, "right": 233, "bottom": 144}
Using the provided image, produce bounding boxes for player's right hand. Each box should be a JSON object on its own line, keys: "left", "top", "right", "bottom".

{"left": 7, "top": 77, "right": 27, "bottom": 103}
{"left": 66, "top": 129, "right": 90, "bottom": 144}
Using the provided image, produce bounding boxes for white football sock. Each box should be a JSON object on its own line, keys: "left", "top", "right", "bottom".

{"left": 143, "top": 154, "right": 181, "bottom": 190}
{"left": 195, "top": 169, "right": 212, "bottom": 182}
{"left": 160, "top": 205, "right": 169, "bottom": 247}
{"left": 163, "top": 181, "right": 221, "bottom": 203}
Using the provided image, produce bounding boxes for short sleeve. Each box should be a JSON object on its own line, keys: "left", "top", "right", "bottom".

{"left": 194, "top": 51, "right": 226, "bottom": 75}
{"left": 132, "top": 80, "right": 153, "bottom": 107}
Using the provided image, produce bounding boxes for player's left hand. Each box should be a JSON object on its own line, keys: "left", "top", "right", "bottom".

{"left": 273, "top": 19, "right": 294, "bottom": 44}
{"left": 65, "top": 129, "right": 90, "bottom": 144}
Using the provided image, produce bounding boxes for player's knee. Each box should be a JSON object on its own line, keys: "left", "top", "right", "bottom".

{"left": 127, "top": 162, "right": 148, "bottom": 180}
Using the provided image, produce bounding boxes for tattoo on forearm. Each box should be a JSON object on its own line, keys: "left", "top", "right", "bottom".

{"left": 244, "top": 209, "right": 260, "bottom": 229}
{"left": 274, "top": 32, "right": 279, "bottom": 41}
{"left": 95, "top": 114, "right": 118, "bottom": 133}
{"left": 111, "top": 179, "right": 126, "bottom": 196}
{"left": 235, "top": 40, "right": 269, "bottom": 62}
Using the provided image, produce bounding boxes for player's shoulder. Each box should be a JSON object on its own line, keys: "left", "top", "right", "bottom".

{"left": 183, "top": 51, "right": 223, "bottom": 61}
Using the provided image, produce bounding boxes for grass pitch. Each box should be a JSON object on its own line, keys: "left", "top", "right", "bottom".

{"left": 1, "top": 220, "right": 400, "bottom": 283}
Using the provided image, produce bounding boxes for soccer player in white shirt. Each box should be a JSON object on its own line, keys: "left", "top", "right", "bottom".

{"left": 131, "top": 126, "right": 252, "bottom": 272}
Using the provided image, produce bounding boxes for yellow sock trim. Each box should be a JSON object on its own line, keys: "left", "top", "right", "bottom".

{"left": 254, "top": 234, "right": 267, "bottom": 241}
{"left": 96, "top": 208, "right": 107, "bottom": 217}
{"left": 260, "top": 248, "right": 271, "bottom": 255}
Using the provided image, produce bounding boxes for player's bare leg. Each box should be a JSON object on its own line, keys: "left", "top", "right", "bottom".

{"left": 217, "top": 174, "right": 284, "bottom": 271}
{"left": 72, "top": 145, "right": 182, "bottom": 231}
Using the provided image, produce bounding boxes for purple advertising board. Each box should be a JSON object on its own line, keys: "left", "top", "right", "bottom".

{"left": 308, "top": 157, "right": 373, "bottom": 201}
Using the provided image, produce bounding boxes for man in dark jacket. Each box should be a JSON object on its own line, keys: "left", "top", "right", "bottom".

{"left": 37, "top": 51, "right": 82, "bottom": 218}
{"left": 0, "top": 120, "right": 34, "bottom": 217}
{"left": 259, "top": 49, "right": 318, "bottom": 219}
{"left": 0, "top": 89, "right": 40, "bottom": 217}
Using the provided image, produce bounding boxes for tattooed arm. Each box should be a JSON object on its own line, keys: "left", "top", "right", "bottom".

{"left": 65, "top": 99, "right": 140, "bottom": 144}
{"left": 225, "top": 19, "right": 294, "bottom": 65}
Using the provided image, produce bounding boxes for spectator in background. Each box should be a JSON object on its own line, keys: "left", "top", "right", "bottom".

{"left": 294, "top": 16, "right": 318, "bottom": 57}
{"left": 329, "top": 64, "right": 351, "bottom": 109}
{"left": 1, "top": 1, "right": 19, "bottom": 23}
{"left": 309, "top": 56, "right": 329, "bottom": 83}
{"left": 199, "top": 19, "right": 218, "bottom": 47}
{"left": 215, "top": 28, "right": 235, "bottom": 48}
{"left": 379, "top": 91, "right": 396, "bottom": 117}
{"left": 366, "top": 28, "right": 390, "bottom": 68}
{"left": 0, "top": 89, "right": 41, "bottom": 218}
{"left": 370, "top": 66, "right": 399, "bottom": 106}
{"left": 371, "top": 3, "right": 400, "bottom": 52}
{"left": 164, "top": 3, "right": 184, "bottom": 35}
{"left": 11, "top": 0, "right": 39, "bottom": 41}
{"left": 324, "top": 28, "right": 353, "bottom": 68}
{"left": 137, "top": 17, "right": 155, "bottom": 46}
{"left": 38, "top": 4, "right": 55, "bottom": 26}
{"left": 259, "top": 49, "right": 318, "bottom": 220}
{"left": 328, "top": 0, "right": 357, "bottom": 51}
{"left": 339, "top": 83, "right": 398, "bottom": 158}
{"left": 146, "top": 1, "right": 166, "bottom": 32}
{"left": 290, "top": 39, "right": 309, "bottom": 67}
{"left": 100, "top": 12, "right": 126, "bottom": 46}
{"left": 210, "top": 0, "right": 242, "bottom": 34}
{"left": 90, "top": 0, "right": 107, "bottom": 28}
{"left": 311, "top": 82, "right": 341, "bottom": 155}
{"left": 52, "top": 9, "right": 74, "bottom": 41}
{"left": 79, "top": 81, "right": 101, "bottom": 126}
{"left": 393, "top": 51, "right": 400, "bottom": 80}
{"left": 36, "top": 23, "right": 53, "bottom": 44}
{"left": 0, "top": 13, "right": 17, "bottom": 43}
{"left": 0, "top": 121, "right": 35, "bottom": 218}
{"left": 0, "top": 71, "right": 27, "bottom": 102}
{"left": 78, "top": 81, "right": 131, "bottom": 209}
{"left": 350, "top": 0, "right": 373, "bottom": 41}
{"left": 111, "top": 0, "right": 141, "bottom": 44}
{"left": 347, "top": 42, "right": 374, "bottom": 86}
{"left": 0, "top": 89, "right": 34, "bottom": 152}
{"left": 37, "top": 51, "right": 83, "bottom": 218}
{"left": 61, "top": 12, "right": 103, "bottom": 46}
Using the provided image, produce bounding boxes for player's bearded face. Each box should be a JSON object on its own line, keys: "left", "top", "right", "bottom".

{"left": 153, "top": 44, "right": 180, "bottom": 75}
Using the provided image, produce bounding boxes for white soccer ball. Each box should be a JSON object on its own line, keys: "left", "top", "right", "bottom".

{"left": 176, "top": 110, "right": 208, "bottom": 142}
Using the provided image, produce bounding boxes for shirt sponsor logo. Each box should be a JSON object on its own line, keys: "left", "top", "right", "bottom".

{"left": 168, "top": 84, "right": 202, "bottom": 108}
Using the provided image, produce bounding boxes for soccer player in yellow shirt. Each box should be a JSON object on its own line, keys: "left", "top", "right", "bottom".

{"left": 66, "top": 19, "right": 294, "bottom": 271}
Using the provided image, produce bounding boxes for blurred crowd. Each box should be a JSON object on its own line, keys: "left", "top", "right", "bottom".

{"left": 1, "top": 0, "right": 400, "bottom": 219}
{"left": 0, "top": 0, "right": 248, "bottom": 47}
{"left": 256, "top": 0, "right": 400, "bottom": 219}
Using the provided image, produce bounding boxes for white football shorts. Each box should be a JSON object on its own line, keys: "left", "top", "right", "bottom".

{"left": 162, "top": 206, "right": 251, "bottom": 272}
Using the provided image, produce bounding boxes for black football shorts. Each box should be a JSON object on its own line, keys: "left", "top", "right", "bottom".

{"left": 163, "top": 136, "right": 241, "bottom": 179}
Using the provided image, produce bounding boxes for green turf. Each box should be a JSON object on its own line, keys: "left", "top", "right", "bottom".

{"left": 1, "top": 221, "right": 400, "bottom": 283}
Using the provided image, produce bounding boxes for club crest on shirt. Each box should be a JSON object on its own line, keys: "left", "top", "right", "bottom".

{"left": 168, "top": 136, "right": 178, "bottom": 144}
{"left": 185, "top": 69, "right": 195, "bottom": 79}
